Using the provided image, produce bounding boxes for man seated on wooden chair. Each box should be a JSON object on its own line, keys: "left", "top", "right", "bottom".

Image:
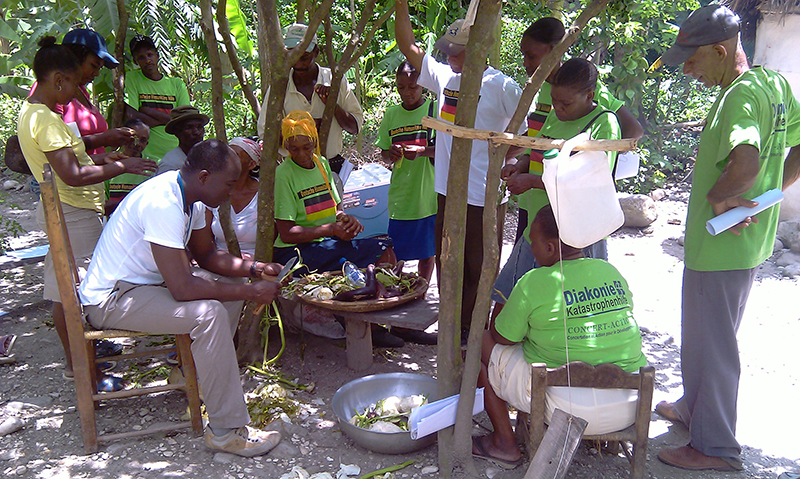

{"left": 79, "top": 139, "right": 284, "bottom": 457}
{"left": 474, "top": 205, "right": 647, "bottom": 468}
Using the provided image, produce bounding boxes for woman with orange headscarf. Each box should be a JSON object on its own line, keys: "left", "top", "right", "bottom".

{"left": 273, "top": 110, "right": 395, "bottom": 274}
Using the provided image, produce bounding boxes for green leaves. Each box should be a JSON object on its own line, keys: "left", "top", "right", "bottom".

{"left": 225, "top": 0, "right": 254, "bottom": 56}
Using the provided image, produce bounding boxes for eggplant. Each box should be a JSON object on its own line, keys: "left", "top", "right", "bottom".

{"left": 392, "top": 260, "right": 405, "bottom": 276}
{"left": 332, "top": 264, "right": 378, "bottom": 301}
{"left": 383, "top": 285, "right": 403, "bottom": 298}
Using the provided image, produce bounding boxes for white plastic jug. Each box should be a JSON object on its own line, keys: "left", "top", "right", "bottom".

{"left": 542, "top": 133, "right": 624, "bottom": 248}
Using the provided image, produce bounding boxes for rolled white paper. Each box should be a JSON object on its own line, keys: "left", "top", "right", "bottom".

{"left": 706, "top": 188, "right": 784, "bottom": 236}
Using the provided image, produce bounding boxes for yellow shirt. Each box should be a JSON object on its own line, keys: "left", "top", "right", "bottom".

{"left": 17, "top": 101, "right": 103, "bottom": 213}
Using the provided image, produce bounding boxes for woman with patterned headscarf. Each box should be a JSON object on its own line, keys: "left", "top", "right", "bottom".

{"left": 204, "top": 137, "right": 262, "bottom": 258}
{"left": 273, "top": 110, "right": 396, "bottom": 275}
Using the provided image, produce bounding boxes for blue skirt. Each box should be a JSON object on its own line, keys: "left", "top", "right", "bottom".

{"left": 387, "top": 215, "right": 436, "bottom": 261}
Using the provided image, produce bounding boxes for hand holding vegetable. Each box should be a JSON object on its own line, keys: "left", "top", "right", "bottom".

{"left": 334, "top": 213, "right": 363, "bottom": 240}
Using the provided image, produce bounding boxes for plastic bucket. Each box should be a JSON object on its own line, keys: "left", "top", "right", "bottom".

{"left": 542, "top": 133, "right": 624, "bottom": 248}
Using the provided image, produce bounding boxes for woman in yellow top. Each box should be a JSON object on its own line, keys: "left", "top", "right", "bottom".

{"left": 17, "top": 36, "right": 156, "bottom": 390}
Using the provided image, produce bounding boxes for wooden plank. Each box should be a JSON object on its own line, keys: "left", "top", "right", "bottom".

{"left": 342, "top": 291, "right": 439, "bottom": 330}
{"left": 345, "top": 317, "right": 372, "bottom": 371}
{"left": 524, "top": 408, "right": 588, "bottom": 479}
{"left": 92, "top": 383, "right": 184, "bottom": 401}
{"left": 421, "top": 116, "right": 638, "bottom": 152}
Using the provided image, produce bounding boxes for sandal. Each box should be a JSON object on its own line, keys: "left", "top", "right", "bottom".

{"left": 0, "top": 334, "right": 16, "bottom": 356}
{"left": 472, "top": 435, "right": 523, "bottom": 470}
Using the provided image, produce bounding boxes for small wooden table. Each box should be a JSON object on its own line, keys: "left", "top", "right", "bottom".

{"left": 339, "top": 290, "right": 439, "bottom": 370}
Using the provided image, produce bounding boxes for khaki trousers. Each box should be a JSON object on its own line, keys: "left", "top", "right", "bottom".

{"left": 84, "top": 273, "right": 249, "bottom": 429}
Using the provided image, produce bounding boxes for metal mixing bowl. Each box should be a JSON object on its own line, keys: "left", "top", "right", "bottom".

{"left": 331, "top": 372, "right": 439, "bottom": 454}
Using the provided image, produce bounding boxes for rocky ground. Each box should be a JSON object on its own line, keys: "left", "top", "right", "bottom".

{"left": 1, "top": 174, "right": 800, "bottom": 479}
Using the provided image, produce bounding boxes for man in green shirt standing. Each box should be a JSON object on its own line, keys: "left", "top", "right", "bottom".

{"left": 656, "top": 5, "right": 800, "bottom": 471}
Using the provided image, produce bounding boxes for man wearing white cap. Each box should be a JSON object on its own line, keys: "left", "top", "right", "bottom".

{"left": 395, "top": 0, "right": 525, "bottom": 334}
{"left": 257, "top": 23, "right": 363, "bottom": 176}
{"left": 656, "top": 4, "right": 800, "bottom": 471}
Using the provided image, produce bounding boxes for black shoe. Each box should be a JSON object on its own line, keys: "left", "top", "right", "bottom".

{"left": 95, "top": 339, "right": 123, "bottom": 358}
{"left": 372, "top": 328, "right": 405, "bottom": 348}
{"left": 393, "top": 328, "right": 437, "bottom": 345}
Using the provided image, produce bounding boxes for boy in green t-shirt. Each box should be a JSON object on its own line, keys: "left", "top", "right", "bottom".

{"left": 375, "top": 61, "right": 437, "bottom": 283}
{"left": 473, "top": 205, "right": 646, "bottom": 468}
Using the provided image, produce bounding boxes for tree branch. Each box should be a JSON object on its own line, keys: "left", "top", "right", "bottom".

{"left": 216, "top": 0, "right": 261, "bottom": 117}
{"left": 111, "top": 0, "right": 128, "bottom": 128}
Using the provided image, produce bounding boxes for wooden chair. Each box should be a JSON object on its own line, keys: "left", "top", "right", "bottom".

{"left": 39, "top": 164, "right": 203, "bottom": 453}
{"left": 517, "top": 361, "right": 655, "bottom": 479}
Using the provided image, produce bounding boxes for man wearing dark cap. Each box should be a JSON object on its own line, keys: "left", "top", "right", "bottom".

{"left": 157, "top": 105, "right": 210, "bottom": 174}
{"left": 656, "top": 5, "right": 800, "bottom": 471}
{"left": 256, "top": 23, "right": 363, "bottom": 176}
{"left": 124, "top": 34, "right": 191, "bottom": 162}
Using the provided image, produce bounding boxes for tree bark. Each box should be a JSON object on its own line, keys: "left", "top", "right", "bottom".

{"left": 435, "top": 0, "right": 502, "bottom": 475}
{"left": 216, "top": 0, "right": 261, "bottom": 118}
{"left": 111, "top": 0, "right": 128, "bottom": 129}
{"left": 445, "top": 0, "right": 613, "bottom": 475}
{"left": 199, "top": 0, "right": 242, "bottom": 263}
{"left": 237, "top": 0, "right": 334, "bottom": 365}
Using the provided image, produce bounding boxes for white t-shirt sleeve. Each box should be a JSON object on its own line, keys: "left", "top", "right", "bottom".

{"left": 501, "top": 78, "right": 526, "bottom": 135}
{"left": 141, "top": 202, "right": 191, "bottom": 249}
{"left": 191, "top": 203, "right": 207, "bottom": 230}
{"left": 418, "top": 53, "right": 454, "bottom": 94}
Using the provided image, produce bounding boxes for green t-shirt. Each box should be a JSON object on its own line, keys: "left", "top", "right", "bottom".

{"left": 274, "top": 155, "right": 342, "bottom": 248}
{"left": 125, "top": 69, "right": 190, "bottom": 162}
{"left": 518, "top": 103, "right": 622, "bottom": 240}
{"left": 525, "top": 81, "right": 624, "bottom": 140}
{"left": 495, "top": 258, "right": 646, "bottom": 372}
{"left": 684, "top": 67, "right": 800, "bottom": 271}
{"left": 375, "top": 99, "right": 437, "bottom": 220}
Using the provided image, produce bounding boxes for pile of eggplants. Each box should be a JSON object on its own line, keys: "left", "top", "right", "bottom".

{"left": 332, "top": 261, "right": 408, "bottom": 302}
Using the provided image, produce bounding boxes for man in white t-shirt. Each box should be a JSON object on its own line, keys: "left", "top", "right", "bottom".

{"left": 79, "top": 139, "right": 284, "bottom": 457}
{"left": 395, "top": 0, "right": 525, "bottom": 332}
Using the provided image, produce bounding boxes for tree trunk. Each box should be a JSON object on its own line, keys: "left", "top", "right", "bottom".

{"left": 237, "top": 0, "right": 334, "bottom": 365}
{"left": 445, "top": 0, "right": 613, "bottom": 475}
{"left": 435, "top": 0, "right": 502, "bottom": 475}
{"left": 216, "top": 0, "right": 261, "bottom": 118}
{"left": 111, "top": 0, "right": 128, "bottom": 129}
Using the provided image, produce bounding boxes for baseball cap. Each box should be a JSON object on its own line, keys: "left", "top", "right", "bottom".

{"left": 129, "top": 34, "right": 157, "bottom": 55}
{"left": 433, "top": 19, "right": 470, "bottom": 56}
{"left": 661, "top": 5, "right": 740, "bottom": 66}
{"left": 283, "top": 23, "right": 318, "bottom": 52}
{"left": 63, "top": 29, "right": 119, "bottom": 69}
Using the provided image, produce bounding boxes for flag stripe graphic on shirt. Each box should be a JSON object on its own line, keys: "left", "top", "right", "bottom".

{"left": 526, "top": 102, "right": 551, "bottom": 138}
{"left": 298, "top": 186, "right": 336, "bottom": 222}
{"left": 440, "top": 88, "right": 459, "bottom": 123}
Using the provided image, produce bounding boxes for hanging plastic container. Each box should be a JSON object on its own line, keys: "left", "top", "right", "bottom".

{"left": 542, "top": 133, "right": 624, "bottom": 248}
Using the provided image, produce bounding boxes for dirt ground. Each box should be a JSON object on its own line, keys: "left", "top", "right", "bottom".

{"left": 1, "top": 178, "right": 799, "bottom": 479}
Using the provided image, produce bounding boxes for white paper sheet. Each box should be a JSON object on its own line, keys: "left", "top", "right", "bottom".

{"left": 706, "top": 188, "right": 784, "bottom": 236}
{"left": 408, "top": 388, "right": 484, "bottom": 440}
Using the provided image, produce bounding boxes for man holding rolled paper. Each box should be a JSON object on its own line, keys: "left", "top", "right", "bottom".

{"left": 656, "top": 5, "right": 800, "bottom": 471}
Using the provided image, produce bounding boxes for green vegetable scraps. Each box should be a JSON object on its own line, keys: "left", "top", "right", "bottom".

{"left": 349, "top": 395, "right": 427, "bottom": 432}
{"left": 285, "top": 265, "right": 420, "bottom": 300}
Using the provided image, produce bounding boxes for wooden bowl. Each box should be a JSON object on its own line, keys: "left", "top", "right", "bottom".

{"left": 295, "top": 273, "right": 428, "bottom": 313}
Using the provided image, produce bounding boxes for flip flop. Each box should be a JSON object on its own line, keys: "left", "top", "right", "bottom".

{"left": 0, "top": 334, "right": 16, "bottom": 356}
{"left": 472, "top": 435, "right": 522, "bottom": 470}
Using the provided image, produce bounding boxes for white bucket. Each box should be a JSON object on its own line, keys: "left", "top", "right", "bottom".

{"left": 542, "top": 133, "right": 624, "bottom": 248}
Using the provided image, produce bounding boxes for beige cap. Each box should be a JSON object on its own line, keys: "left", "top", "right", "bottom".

{"left": 434, "top": 19, "right": 469, "bottom": 56}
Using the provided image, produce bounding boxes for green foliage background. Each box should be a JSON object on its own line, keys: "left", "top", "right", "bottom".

{"left": 0, "top": 0, "right": 723, "bottom": 250}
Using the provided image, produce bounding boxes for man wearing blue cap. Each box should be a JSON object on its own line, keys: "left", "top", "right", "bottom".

{"left": 656, "top": 4, "right": 800, "bottom": 471}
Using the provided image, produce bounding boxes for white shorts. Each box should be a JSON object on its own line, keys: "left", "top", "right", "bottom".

{"left": 487, "top": 343, "right": 639, "bottom": 435}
